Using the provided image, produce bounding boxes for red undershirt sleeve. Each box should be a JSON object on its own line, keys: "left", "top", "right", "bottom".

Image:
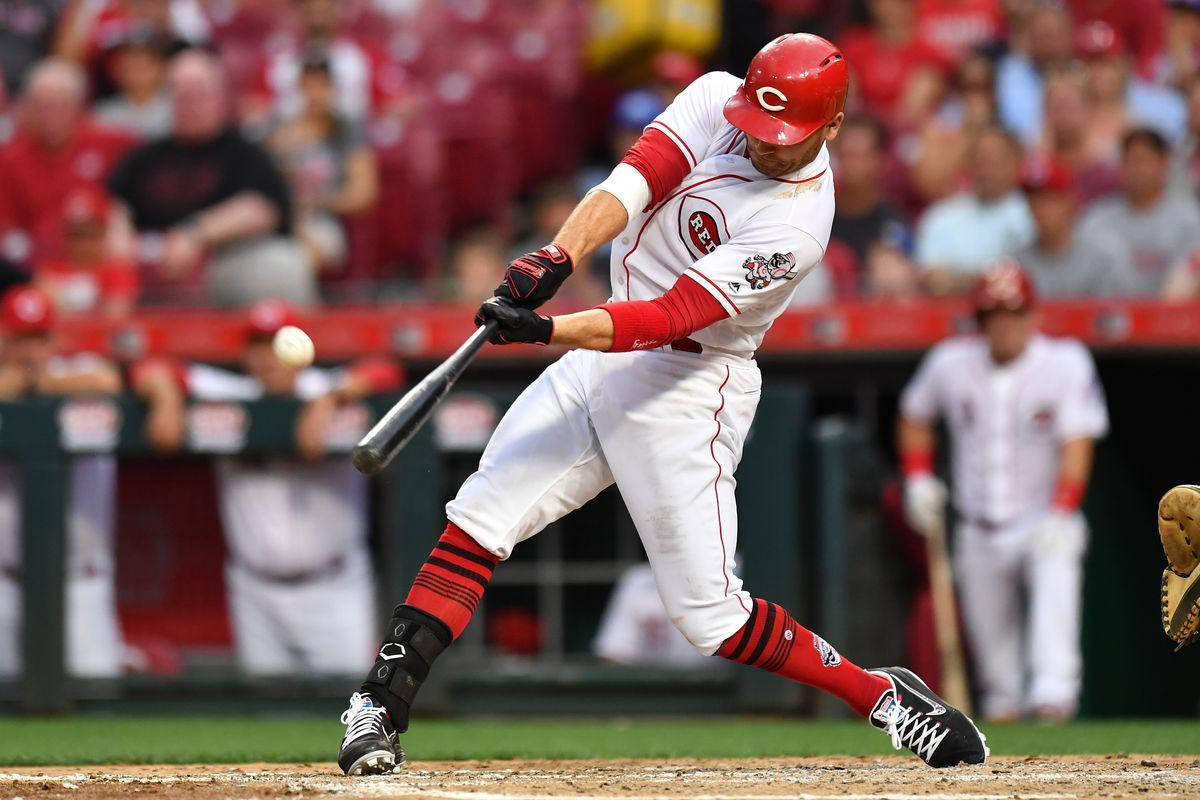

{"left": 620, "top": 128, "right": 692, "bottom": 210}
{"left": 598, "top": 273, "right": 730, "bottom": 352}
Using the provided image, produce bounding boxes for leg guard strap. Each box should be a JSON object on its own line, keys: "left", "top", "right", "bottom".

{"left": 360, "top": 604, "right": 451, "bottom": 731}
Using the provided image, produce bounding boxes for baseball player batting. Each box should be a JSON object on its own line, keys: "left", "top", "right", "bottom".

{"left": 338, "top": 34, "right": 987, "bottom": 775}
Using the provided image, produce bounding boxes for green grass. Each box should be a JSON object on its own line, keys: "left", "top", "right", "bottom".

{"left": 0, "top": 718, "right": 1198, "bottom": 766}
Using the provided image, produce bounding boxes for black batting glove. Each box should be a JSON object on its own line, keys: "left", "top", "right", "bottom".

{"left": 494, "top": 244, "right": 573, "bottom": 309}
{"left": 475, "top": 297, "right": 553, "bottom": 345}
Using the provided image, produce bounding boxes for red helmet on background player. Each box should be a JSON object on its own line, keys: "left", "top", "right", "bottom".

{"left": 973, "top": 262, "right": 1037, "bottom": 316}
{"left": 244, "top": 298, "right": 298, "bottom": 340}
{"left": 2, "top": 286, "right": 55, "bottom": 335}
{"left": 723, "top": 33, "right": 849, "bottom": 146}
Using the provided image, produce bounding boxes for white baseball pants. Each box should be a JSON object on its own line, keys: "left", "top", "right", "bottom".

{"left": 447, "top": 347, "right": 760, "bottom": 654}
{"left": 953, "top": 513, "right": 1087, "bottom": 719}
{"left": 225, "top": 548, "right": 376, "bottom": 675}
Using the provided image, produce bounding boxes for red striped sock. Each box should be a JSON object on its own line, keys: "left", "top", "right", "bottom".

{"left": 717, "top": 598, "right": 891, "bottom": 717}
{"left": 404, "top": 523, "right": 499, "bottom": 640}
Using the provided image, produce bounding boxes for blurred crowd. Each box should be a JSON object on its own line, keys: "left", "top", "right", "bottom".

{"left": 3, "top": 0, "right": 1200, "bottom": 319}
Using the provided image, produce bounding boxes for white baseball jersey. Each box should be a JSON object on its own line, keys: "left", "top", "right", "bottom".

{"left": 610, "top": 71, "right": 835, "bottom": 357}
{"left": 900, "top": 333, "right": 1109, "bottom": 527}
{"left": 186, "top": 364, "right": 368, "bottom": 579}
{"left": 593, "top": 564, "right": 711, "bottom": 668}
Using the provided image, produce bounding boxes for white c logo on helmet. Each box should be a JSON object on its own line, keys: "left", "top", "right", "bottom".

{"left": 755, "top": 86, "right": 788, "bottom": 111}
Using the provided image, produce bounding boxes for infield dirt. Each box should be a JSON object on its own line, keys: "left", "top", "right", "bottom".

{"left": 2, "top": 756, "right": 1199, "bottom": 799}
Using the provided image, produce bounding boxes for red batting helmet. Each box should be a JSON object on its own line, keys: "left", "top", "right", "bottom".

{"left": 723, "top": 33, "right": 849, "bottom": 147}
{"left": 2, "top": 286, "right": 55, "bottom": 335}
{"left": 973, "top": 262, "right": 1037, "bottom": 315}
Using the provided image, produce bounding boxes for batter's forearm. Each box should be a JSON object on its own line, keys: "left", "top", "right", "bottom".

{"left": 550, "top": 190, "right": 628, "bottom": 263}
{"left": 549, "top": 309, "right": 615, "bottom": 351}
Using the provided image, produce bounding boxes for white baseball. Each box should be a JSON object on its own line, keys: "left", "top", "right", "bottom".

{"left": 272, "top": 325, "right": 315, "bottom": 369}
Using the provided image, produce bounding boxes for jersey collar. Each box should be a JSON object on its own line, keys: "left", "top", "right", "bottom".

{"left": 770, "top": 143, "right": 830, "bottom": 184}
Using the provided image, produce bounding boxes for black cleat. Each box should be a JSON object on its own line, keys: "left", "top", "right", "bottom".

{"left": 867, "top": 666, "right": 988, "bottom": 768}
{"left": 338, "top": 692, "right": 402, "bottom": 775}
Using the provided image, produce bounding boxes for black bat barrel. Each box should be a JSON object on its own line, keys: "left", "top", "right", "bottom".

{"left": 353, "top": 321, "right": 497, "bottom": 475}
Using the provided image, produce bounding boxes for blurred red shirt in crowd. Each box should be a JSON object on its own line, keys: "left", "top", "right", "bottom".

{"left": 0, "top": 60, "right": 134, "bottom": 266}
{"left": 840, "top": 0, "right": 948, "bottom": 128}
{"left": 1066, "top": 0, "right": 1166, "bottom": 79}
{"left": 35, "top": 187, "right": 138, "bottom": 318}
{"left": 915, "top": 0, "right": 1005, "bottom": 65}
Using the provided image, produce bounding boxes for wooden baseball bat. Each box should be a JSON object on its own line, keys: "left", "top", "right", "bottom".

{"left": 353, "top": 320, "right": 499, "bottom": 476}
{"left": 924, "top": 512, "right": 973, "bottom": 715}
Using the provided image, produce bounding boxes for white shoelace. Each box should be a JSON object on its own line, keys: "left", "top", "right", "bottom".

{"left": 340, "top": 692, "right": 388, "bottom": 743}
{"left": 883, "top": 701, "right": 950, "bottom": 762}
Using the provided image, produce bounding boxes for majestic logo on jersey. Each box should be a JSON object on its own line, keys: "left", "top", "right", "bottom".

{"left": 755, "top": 86, "right": 788, "bottom": 111}
{"left": 742, "top": 252, "right": 798, "bottom": 289}
{"left": 813, "top": 633, "right": 842, "bottom": 667}
{"left": 687, "top": 211, "right": 720, "bottom": 256}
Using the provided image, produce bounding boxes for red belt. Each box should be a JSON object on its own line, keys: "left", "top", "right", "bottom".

{"left": 668, "top": 337, "right": 703, "bottom": 354}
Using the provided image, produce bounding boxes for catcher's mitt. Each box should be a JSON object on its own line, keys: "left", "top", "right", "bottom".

{"left": 1158, "top": 485, "right": 1200, "bottom": 649}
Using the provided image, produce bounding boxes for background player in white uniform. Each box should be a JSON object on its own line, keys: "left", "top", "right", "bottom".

{"left": 0, "top": 286, "right": 125, "bottom": 678}
{"left": 339, "top": 34, "right": 987, "bottom": 776}
{"left": 133, "top": 299, "right": 401, "bottom": 676}
{"left": 898, "top": 263, "right": 1109, "bottom": 721}
{"left": 593, "top": 563, "right": 714, "bottom": 668}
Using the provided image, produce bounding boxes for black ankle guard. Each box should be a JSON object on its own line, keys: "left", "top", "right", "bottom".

{"left": 360, "top": 604, "right": 451, "bottom": 732}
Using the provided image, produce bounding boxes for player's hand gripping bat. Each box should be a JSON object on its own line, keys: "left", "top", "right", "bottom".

{"left": 923, "top": 512, "right": 973, "bottom": 715}
{"left": 353, "top": 320, "right": 499, "bottom": 476}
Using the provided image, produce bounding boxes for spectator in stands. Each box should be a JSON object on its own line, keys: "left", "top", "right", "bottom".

{"left": 108, "top": 49, "right": 314, "bottom": 306}
{"left": 266, "top": 54, "right": 378, "bottom": 275}
{"left": 649, "top": 50, "right": 705, "bottom": 103}
{"left": 909, "top": 48, "right": 998, "bottom": 203}
{"left": 1016, "top": 158, "right": 1134, "bottom": 297}
{"left": 0, "top": 0, "right": 61, "bottom": 99}
{"left": 1166, "top": 0, "right": 1200, "bottom": 89}
{"left": 0, "top": 59, "right": 133, "bottom": 280}
{"left": 1171, "top": 75, "right": 1200, "bottom": 195}
{"left": 0, "top": 286, "right": 126, "bottom": 679}
{"left": 839, "top": 0, "right": 947, "bottom": 129}
{"left": 1079, "top": 128, "right": 1200, "bottom": 296}
{"left": 1076, "top": 21, "right": 1186, "bottom": 147}
{"left": 508, "top": 181, "right": 609, "bottom": 307}
{"left": 132, "top": 299, "right": 402, "bottom": 676}
{"left": 915, "top": 0, "right": 1004, "bottom": 67}
{"left": 1066, "top": 0, "right": 1166, "bottom": 80}
{"left": 830, "top": 116, "right": 917, "bottom": 297}
{"left": 915, "top": 126, "right": 1034, "bottom": 294}
{"left": 246, "top": 0, "right": 407, "bottom": 129}
{"left": 445, "top": 226, "right": 508, "bottom": 304}
{"left": 93, "top": 26, "right": 172, "bottom": 140}
{"left": 54, "top": 0, "right": 209, "bottom": 74}
{"left": 996, "top": 2, "right": 1076, "bottom": 146}
{"left": 1035, "top": 66, "right": 1119, "bottom": 204}
{"left": 36, "top": 187, "right": 138, "bottom": 317}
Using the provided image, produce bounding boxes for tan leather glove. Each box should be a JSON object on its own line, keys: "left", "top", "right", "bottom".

{"left": 1158, "top": 485, "right": 1200, "bottom": 649}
